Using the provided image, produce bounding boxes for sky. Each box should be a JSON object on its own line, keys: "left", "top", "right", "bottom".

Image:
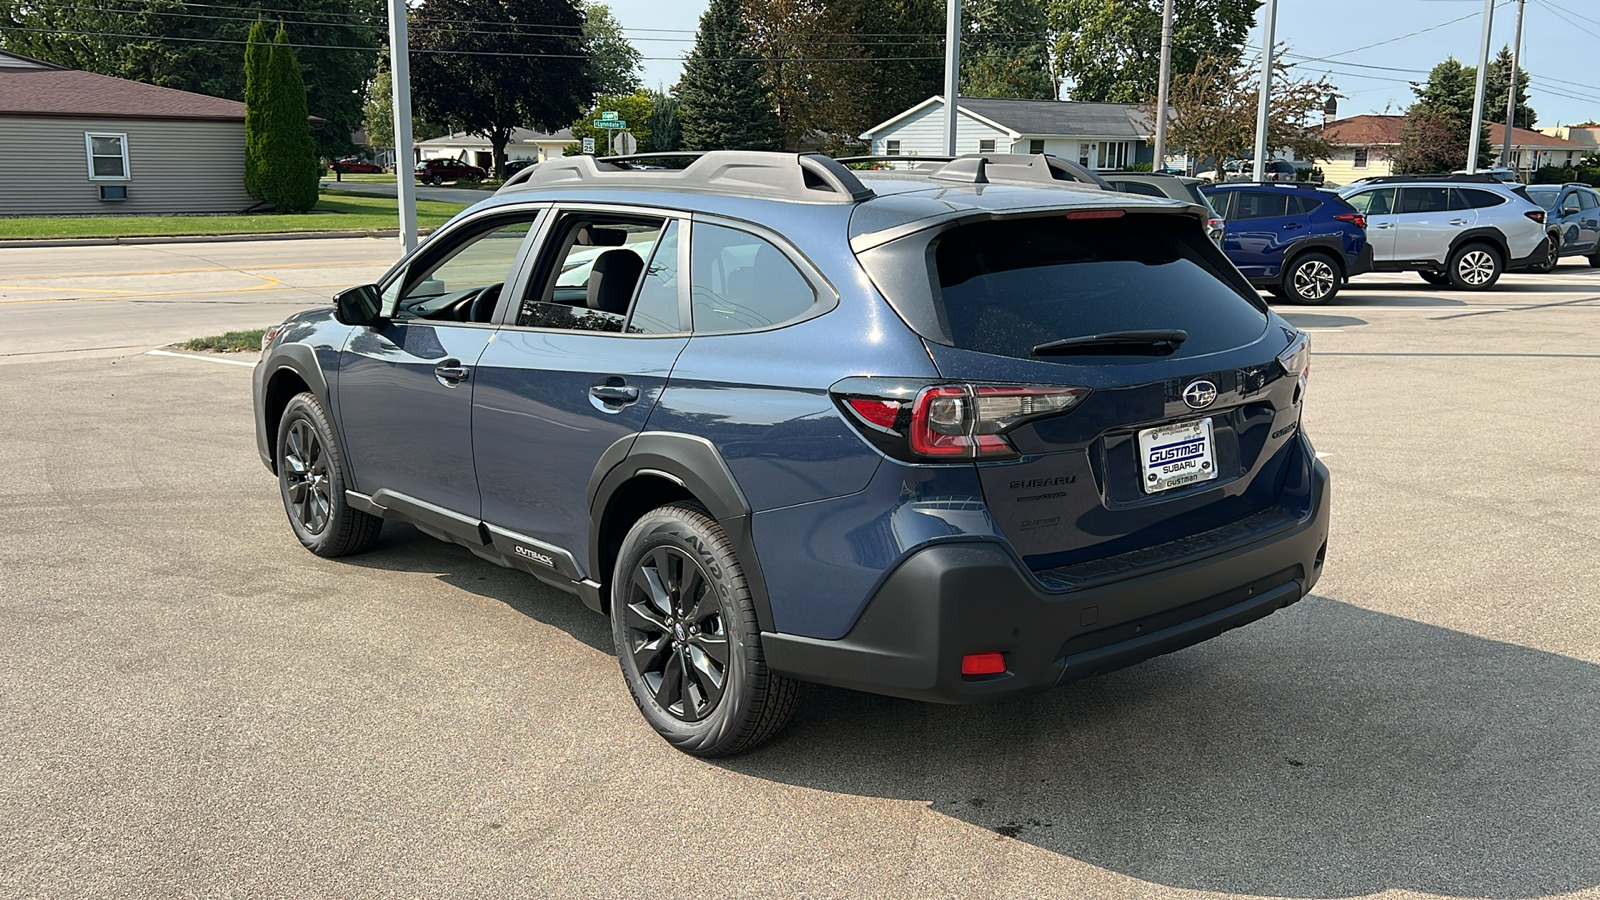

{"left": 602, "top": 0, "right": 1600, "bottom": 128}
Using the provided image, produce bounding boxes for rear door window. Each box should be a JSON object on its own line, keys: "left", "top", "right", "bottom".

{"left": 1398, "top": 187, "right": 1450, "bottom": 214}
{"left": 926, "top": 215, "right": 1267, "bottom": 362}
{"left": 1232, "top": 192, "right": 1290, "bottom": 220}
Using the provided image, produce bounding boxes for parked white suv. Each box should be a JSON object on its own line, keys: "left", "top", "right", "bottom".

{"left": 1337, "top": 175, "right": 1551, "bottom": 289}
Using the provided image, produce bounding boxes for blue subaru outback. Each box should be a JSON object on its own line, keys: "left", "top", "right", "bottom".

{"left": 1203, "top": 182, "right": 1372, "bottom": 304}
{"left": 254, "top": 152, "right": 1330, "bottom": 756}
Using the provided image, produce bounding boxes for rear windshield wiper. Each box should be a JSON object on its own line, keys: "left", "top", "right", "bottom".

{"left": 1032, "top": 330, "right": 1188, "bottom": 356}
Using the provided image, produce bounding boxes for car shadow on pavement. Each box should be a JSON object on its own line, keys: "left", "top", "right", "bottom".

{"left": 341, "top": 523, "right": 615, "bottom": 654}
{"left": 722, "top": 596, "right": 1600, "bottom": 899}
{"left": 1279, "top": 313, "right": 1368, "bottom": 329}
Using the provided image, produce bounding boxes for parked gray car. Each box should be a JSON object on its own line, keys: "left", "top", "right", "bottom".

{"left": 1102, "top": 172, "right": 1226, "bottom": 245}
{"left": 1337, "top": 175, "right": 1551, "bottom": 289}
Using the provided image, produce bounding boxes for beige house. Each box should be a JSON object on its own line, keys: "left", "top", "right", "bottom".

{"left": 0, "top": 49, "right": 254, "bottom": 216}
{"left": 1533, "top": 125, "right": 1598, "bottom": 162}
{"left": 1319, "top": 114, "right": 1591, "bottom": 184}
{"left": 417, "top": 128, "right": 577, "bottom": 170}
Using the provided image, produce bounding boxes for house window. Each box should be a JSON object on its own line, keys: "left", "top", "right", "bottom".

{"left": 885, "top": 140, "right": 900, "bottom": 155}
{"left": 1079, "top": 143, "right": 1092, "bottom": 167}
{"left": 979, "top": 139, "right": 995, "bottom": 153}
{"left": 85, "top": 132, "right": 129, "bottom": 180}
{"left": 1353, "top": 147, "right": 1369, "bottom": 169}
{"left": 1097, "top": 141, "right": 1130, "bottom": 170}
{"left": 1029, "top": 139, "right": 1046, "bottom": 155}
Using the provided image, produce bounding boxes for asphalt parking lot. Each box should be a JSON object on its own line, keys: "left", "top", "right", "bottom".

{"left": 2, "top": 238, "right": 1598, "bottom": 898}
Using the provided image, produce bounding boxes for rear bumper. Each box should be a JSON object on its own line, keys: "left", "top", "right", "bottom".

{"left": 1510, "top": 234, "right": 1552, "bottom": 269}
{"left": 763, "top": 441, "right": 1331, "bottom": 704}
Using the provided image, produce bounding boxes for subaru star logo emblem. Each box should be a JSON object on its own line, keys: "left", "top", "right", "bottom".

{"left": 1183, "top": 379, "right": 1218, "bottom": 409}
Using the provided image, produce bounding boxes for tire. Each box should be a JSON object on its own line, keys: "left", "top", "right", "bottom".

{"left": 611, "top": 503, "right": 800, "bottom": 757}
{"left": 275, "top": 393, "right": 382, "bottom": 558}
{"left": 1589, "top": 250, "right": 1600, "bottom": 268}
{"left": 429, "top": 174, "right": 444, "bottom": 185}
{"left": 1419, "top": 271, "right": 1450, "bottom": 286}
{"left": 1446, "top": 242, "right": 1503, "bottom": 290}
{"left": 1282, "top": 251, "right": 1341, "bottom": 304}
{"left": 1528, "top": 234, "right": 1559, "bottom": 273}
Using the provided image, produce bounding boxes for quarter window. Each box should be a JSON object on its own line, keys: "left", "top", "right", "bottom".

{"left": 85, "top": 132, "right": 128, "bottom": 180}
{"left": 1452, "top": 188, "right": 1505, "bottom": 210}
{"left": 690, "top": 224, "right": 816, "bottom": 334}
{"left": 1397, "top": 187, "right": 1450, "bottom": 214}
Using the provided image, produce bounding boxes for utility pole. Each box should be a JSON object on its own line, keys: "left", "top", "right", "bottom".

{"left": 1153, "top": 0, "right": 1174, "bottom": 171}
{"left": 1502, "top": 0, "right": 1526, "bottom": 172}
{"left": 387, "top": 0, "right": 417, "bottom": 253}
{"left": 1466, "top": 0, "right": 1495, "bottom": 174}
{"left": 1251, "top": 0, "right": 1279, "bottom": 183}
{"left": 943, "top": 0, "right": 961, "bottom": 156}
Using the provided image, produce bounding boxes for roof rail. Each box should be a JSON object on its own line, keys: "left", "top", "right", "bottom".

{"left": 494, "top": 151, "right": 874, "bottom": 203}
{"left": 1349, "top": 173, "right": 1504, "bottom": 185}
{"left": 839, "top": 152, "right": 1109, "bottom": 190}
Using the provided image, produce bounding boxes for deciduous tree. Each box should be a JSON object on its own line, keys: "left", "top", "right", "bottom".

{"left": 1389, "top": 105, "right": 1469, "bottom": 174}
{"left": 1155, "top": 51, "right": 1337, "bottom": 175}
{"left": 410, "top": 0, "right": 594, "bottom": 178}
{"left": 1411, "top": 57, "right": 1493, "bottom": 166}
{"left": 961, "top": 0, "right": 1054, "bottom": 100}
{"left": 583, "top": 2, "right": 642, "bottom": 96}
{"left": 569, "top": 91, "right": 655, "bottom": 154}
{"left": 1050, "top": 0, "right": 1258, "bottom": 103}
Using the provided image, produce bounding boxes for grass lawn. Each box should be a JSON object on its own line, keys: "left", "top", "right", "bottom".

{"left": 0, "top": 191, "right": 470, "bottom": 240}
{"left": 326, "top": 172, "right": 396, "bottom": 183}
{"left": 183, "top": 329, "right": 265, "bottom": 353}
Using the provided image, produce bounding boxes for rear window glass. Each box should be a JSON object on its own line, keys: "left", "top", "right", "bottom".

{"left": 927, "top": 216, "right": 1266, "bottom": 362}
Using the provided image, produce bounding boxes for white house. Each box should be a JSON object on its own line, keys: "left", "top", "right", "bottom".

{"left": 417, "top": 127, "right": 577, "bottom": 169}
{"left": 860, "top": 95, "right": 1171, "bottom": 170}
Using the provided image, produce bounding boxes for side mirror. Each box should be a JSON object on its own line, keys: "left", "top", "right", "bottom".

{"left": 333, "top": 284, "right": 384, "bottom": 326}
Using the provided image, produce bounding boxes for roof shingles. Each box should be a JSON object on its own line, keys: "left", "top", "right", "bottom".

{"left": 0, "top": 56, "right": 246, "bottom": 121}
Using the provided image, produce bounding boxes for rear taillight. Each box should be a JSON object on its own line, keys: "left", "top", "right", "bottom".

{"left": 1277, "top": 331, "right": 1311, "bottom": 404}
{"left": 1525, "top": 209, "right": 1546, "bottom": 224}
{"left": 1335, "top": 213, "right": 1367, "bottom": 229}
{"left": 834, "top": 379, "right": 1089, "bottom": 461}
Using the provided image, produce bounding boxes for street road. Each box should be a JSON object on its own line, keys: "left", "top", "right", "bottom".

{"left": 1, "top": 238, "right": 1598, "bottom": 898}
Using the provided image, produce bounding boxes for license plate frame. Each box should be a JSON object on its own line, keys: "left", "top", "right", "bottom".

{"left": 1137, "top": 417, "right": 1218, "bottom": 494}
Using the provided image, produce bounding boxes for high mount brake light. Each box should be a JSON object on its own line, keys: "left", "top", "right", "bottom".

{"left": 835, "top": 380, "right": 1089, "bottom": 461}
{"left": 1335, "top": 213, "right": 1367, "bottom": 229}
{"left": 1065, "top": 209, "right": 1126, "bottom": 221}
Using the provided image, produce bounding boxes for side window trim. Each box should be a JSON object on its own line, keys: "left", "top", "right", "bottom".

{"left": 686, "top": 212, "right": 839, "bottom": 335}
{"left": 498, "top": 203, "right": 693, "bottom": 337}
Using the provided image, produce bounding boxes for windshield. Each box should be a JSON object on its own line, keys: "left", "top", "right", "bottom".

{"left": 920, "top": 215, "right": 1267, "bottom": 362}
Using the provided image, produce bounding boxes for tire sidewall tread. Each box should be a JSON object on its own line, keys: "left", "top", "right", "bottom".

{"left": 275, "top": 392, "right": 382, "bottom": 558}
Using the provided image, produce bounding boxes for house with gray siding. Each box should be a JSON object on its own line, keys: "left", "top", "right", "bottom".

{"left": 0, "top": 49, "right": 253, "bottom": 217}
{"left": 861, "top": 95, "right": 1178, "bottom": 171}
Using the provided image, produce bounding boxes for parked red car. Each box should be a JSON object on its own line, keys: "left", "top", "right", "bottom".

{"left": 329, "top": 158, "right": 385, "bottom": 175}
{"left": 415, "top": 158, "right": 486, "bottom": 185}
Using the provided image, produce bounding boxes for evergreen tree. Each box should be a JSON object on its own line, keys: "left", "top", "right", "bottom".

{"left": 1486, "top": 45, "right": 1536, "bottom": 131}
{"left": 243, "top": 20, "right": 270, "bottom": 201}
{"left": 644, "top": 89, "right": 682, "bottom": 152}
{"left": 1412, "top": 57, "right": 1494, "bottom": 166}
{"left": 260, "top": 26, "right": 320, "bottom": 213}
{"left": 678, "top": 0, "right": 783, "bottom": 151}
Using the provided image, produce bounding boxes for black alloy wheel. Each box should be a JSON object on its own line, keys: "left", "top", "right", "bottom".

{"left": 623, "top": 545, "right": 730, "bottom": 721}
{"left": 612, "top": 504, "right": 800, "bottom": 756}
{"left": 1285, "top": 252, "right": 1340, "bottom": 304}
{"left": 275, "top": 393, "right": 382, "bottom": 557}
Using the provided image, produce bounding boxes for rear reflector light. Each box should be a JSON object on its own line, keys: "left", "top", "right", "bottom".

{"left": 833, "top": 379, "right": 1089, "bottom": 462}
{"left": 1065, "top": 209, "right": 1125, "bottom": 220}
{"left": 1525, "top": 209, "right": 1546, "bottom": 224}
{"left": 1335, "top": 213, "right": 1367, "bottom": 229}
{"left": 961, "top": 652, "right": 1006, "bottom": 676}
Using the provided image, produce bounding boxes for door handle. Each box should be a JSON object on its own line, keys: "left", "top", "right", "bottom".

{"left": 1282, "top": 222, "right": 1303, "bottom": 230}
{"left": 434, "top": 359, "right": 469, "bottom": 386}
{"left": 590, "top": 383, "right": 640, "bottom": 404}
{"left": 1374, "top": 223, "right": 1393, "bottom": 229}
{"left": 1449, "top": 218, "right": 1469, "bottom": 225}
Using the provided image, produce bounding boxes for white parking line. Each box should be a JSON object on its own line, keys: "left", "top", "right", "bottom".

{"left": 145, "top": 349, "right": 257, "bottom": 368}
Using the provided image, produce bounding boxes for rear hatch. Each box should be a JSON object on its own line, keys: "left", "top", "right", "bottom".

{"left": 851, "top": 209, "right": 1310, "bottom": 578}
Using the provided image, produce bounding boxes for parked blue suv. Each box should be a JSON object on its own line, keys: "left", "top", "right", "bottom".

{"left": 1203, "top": 182, "right": 1372, "bottom": 304}
{"left": 254, "top": 152, "right": 1331, "bottom": 756}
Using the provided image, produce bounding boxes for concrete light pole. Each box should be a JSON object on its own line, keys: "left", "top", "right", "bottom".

{"left": 944, "top": 0, "right": 961, "bottom": 156}
{"left": 1152, "top": 0, "right": 1174, "bottom": 171}
{"left": 1251, "top": 0, "right": 1279, "bottom": 183}
{"left": 387, "top": 0, "right": 418, "bottom": 253}
{"left": 1466, "top": 0, "right": 1496, "bottom": 174}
